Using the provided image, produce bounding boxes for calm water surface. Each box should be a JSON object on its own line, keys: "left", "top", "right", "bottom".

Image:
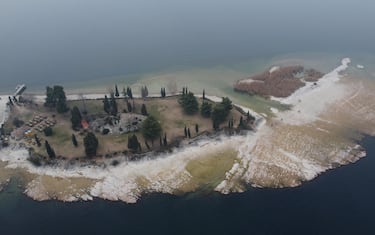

{"left": 0, "top": 136, "right": 374, "bottom": 235}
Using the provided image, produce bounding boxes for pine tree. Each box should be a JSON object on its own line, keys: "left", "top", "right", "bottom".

{"left": 178, "top": 92, "right": 199, "bottom": 114}
{"left": 45, "top": 140, "right": 56, "bottom": 159}
{"left": 72, "top": 134, "right": 78, "bottom": 147}
{"left": 115, "top": 84, "right": 120, "bottom": 97}
{"left": 103, "top": 95, "right": 111, "bottom": 114}
{"left": 201, "top": 101, "right": 212, "bottom": 118}
{"left": 141, "top": 115, "right": 162, "bottom": 144}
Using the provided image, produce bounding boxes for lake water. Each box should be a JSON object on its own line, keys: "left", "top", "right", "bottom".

{"left": 1, "top": 1, "right": 375, "bottom": 234}
{"left": 0, "top": 135, "right": 374, "bottom": 235}
{"left": 1, "top": 0, "right": 375, "bottom": 93}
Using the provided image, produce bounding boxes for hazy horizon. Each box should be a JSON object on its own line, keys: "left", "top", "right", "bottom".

{"left": 1, "top": 0, "right": 375, "bottom": 91}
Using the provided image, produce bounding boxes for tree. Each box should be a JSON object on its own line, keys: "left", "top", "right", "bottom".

{"left": 211, "top": 97, "right": 233, "bottom": 128}
{"left": 128, "top": 134, "right": 140, "bottom": 152}
{"left": 163, "top": 133, "right": 167, "bottom": 146}
{"left": 72, "top": 134, "right": 78, "bottom": 147}
{"left": 43, "top": 127, "right": 53, "bottom": 136}
{"left": 221, "top": 97, "right": 233, "bottom": 112}
{"left": 115, "top": 84, "right": 120, "bottom": 97}
{"left": 187, "top": 128, "right": 191, "bottom": 138}
{"left": 127, "top": 87, "right": 133, "bottom": 99}
{"left": 142, "top": 115, "right": 162, "bottom": 144}
{"left": 110, "top": 93, "right": 118, "bottom": 116}
{"left": 201, "top": 101, "right": 212, "bottom": 118}
{"left": 178, "top": 92, "right": 199, "bottom": 115}
{"left": 45, "top": 140, "right": 56, "bottom": 159}
{"left": 70, "top": 106, "right": 82, "bottom": 129}
{"left": 238, "top": 116, "right": 244, "bottom": 128}
{"left": 195, "top": 124, "right": 199, "bottom": 134}
{"left": 141, "top": 104, "right": 148, "bottom": 116}
{"left": 54, "top": 86, "right": 69, "bottom": 113}
{"left": 103, "top": 95, "right": 111, "bottom": 114}
{"left": 34, "top": 134, "right": 41, "bottom": 147}
{"left": 184, "top": 126, "right": 188, "bottom": 137}
{"left": 211, "top": 104, "right": 227, "bottom": 125}
{"left": 84, "top": 132, "right": 99, "bottom": 158}
{"left": 8, "top": 96, "right": 14, "bottom": 106}
{"left": 127, "top": 100, "right": 132, "bottom": 113}
{"left": 203, "top": 89, "right": 206, "bottom": 100}
{"left": 44, "top": 86, "right": 55, "bottom": 108}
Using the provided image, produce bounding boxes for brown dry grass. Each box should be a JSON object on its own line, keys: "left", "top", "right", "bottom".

{"left": 8, "top": 96, "right": 244, "bottom": 160}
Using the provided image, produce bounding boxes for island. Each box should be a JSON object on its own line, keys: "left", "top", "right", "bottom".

{"left": 0, "top": 57, "right": 374, "bottom": 203}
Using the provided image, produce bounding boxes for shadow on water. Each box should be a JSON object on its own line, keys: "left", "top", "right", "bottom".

{"left": 0, "top": 136, "right": 374, "bottom": 235}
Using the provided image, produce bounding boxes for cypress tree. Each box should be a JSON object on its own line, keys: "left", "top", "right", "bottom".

{"left": 203, "top": 89, "right": 205, "bottom": 100}
{"left": 70, "top": 106, "right": 82, "bottom": 129}
{"left": 103, "top": 95, "right": 111, "bottom": 114}
{"left": 8, "top": 96, "right": 13, "bottom": 106}
{"left": 115, "top": 84, "right": 120, "bottom": 97}
{"left": 187, "top": 128, "right": 191, "bottom": 138}
{"left": 184, "top": 126, "right": 188, "bottom": 137}
{"left": 141, "top": 104, "right": 148, "bottom": 116}
{"left": 128, "top": 134, "right": 140, "bottom": 152}
{"left": 45, "top": 140, "right": 56, "bottom": 159}
{"left": 72, "top": 134, "right": 78, "bottom": 147}
{"left": 126, "top": 87, "right": 133, "bottom": 99}
{"left": 195, "top": 124, "right": 199, "bottom": 134}
{"left": 127, "top": 101, "right": 132, "bottom": 113}
{"left": 239, "top": 116, "right": 244, "bottom": 128}
{"left": 145, "top": 140, "right": 151, "bottom": 150}
{"left": 163, "top": 133, "right": 167, "bottom": 146}
{"left": 34, "top": 134, "right": 41, "bottom": 147}
{"left": 160, "top": 136, "right": 163, "bottom": 147}
{"left": 84, "top": 132, "right": 99, "bottom": 157}
{"left": 110, "top": 93, "right": 118, "bottom": 116}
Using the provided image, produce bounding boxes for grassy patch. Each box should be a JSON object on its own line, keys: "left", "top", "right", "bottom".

{"left": 185, "top": 148, "right": 237, "bottom": 190}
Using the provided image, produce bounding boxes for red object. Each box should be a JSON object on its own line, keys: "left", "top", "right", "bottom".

{"left": 81, "top": 119, "right": 89, "bottom": 129}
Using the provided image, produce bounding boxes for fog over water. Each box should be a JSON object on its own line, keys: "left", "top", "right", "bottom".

{"left": 1, "top": 0, "right": 375, "bottom": 91}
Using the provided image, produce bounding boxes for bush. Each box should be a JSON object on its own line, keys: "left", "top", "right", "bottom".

{"left": 13, "top": 118, "right": 24, "bottom": 128}
{"left": 43, "top": 127, "right": 53, "bottom": 136}
{"left": 27, "top": 155, "right": 42, "bottom": 166}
